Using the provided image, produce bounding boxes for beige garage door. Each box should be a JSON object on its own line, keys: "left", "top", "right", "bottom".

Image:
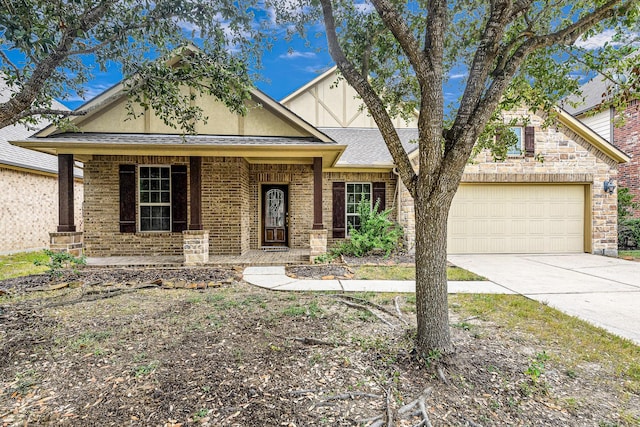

{"left": 448, "top": 184, "right": 585, "bottom": 254}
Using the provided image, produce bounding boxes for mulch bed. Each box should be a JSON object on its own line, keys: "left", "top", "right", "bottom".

{"left": 0, "top": 267, "right": 241, "bottom": 295}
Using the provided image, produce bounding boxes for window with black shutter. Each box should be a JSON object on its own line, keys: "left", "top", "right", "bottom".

{"left": 333, "top": 181, "right": 386, "bottom": 238}
{"left": 119, "top": 164, "right": 187, "bottom": 233}
{"left": 524, "top": 126, "right": 535, "bottom": 157}
{"left": 332, "top": 182, "right": 346, "bottom": 238}
{"left": 119, "top": 165, "right": 136, "bottom": 233}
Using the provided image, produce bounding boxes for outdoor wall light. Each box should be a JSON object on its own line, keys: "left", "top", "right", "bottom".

{"left": 604, "top": 178, "right": 616, "bottom": 194}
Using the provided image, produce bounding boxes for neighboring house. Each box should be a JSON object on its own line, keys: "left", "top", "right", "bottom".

{"left": 11, "top": 56, "right": 628, "bottom": 262}
{"left": 0, "top": 81, "right": 83, "bottom": 254}
{"left": 563, "top": 76, "right": 640, "bottom": 209}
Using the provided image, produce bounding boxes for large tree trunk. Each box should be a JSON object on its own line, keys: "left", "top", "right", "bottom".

{"left": 414, "top": 192, "right": 455, "bottom": 355}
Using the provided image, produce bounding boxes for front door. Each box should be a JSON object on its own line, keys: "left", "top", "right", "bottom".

{"left": 262, "top": 185, "right": 288, "bottom": 246}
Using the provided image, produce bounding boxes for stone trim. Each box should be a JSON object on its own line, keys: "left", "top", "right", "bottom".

{"left": 50, "top": 231, "right": 83, "bottom": 257}
{"left": 309, "top": 229, "right": 328, "bottom": 263}
{"left": 183, "top": 230, "right": 209, "bottom": 265}
{"left": 461, "top": 172, "right": 594, "bottom": 183}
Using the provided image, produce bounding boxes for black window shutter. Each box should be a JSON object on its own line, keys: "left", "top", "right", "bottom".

{"left": 332, "top": 182, "right": 346, "bottom": 238}
{"left": 119, "top": 164, "right": 136, "bottom": 233}
{"left": 372, "top": 182, "right": 386, "bottom": 212}
{"left": 524, "top": 126, "right": 535, "bottom": 157}
{"left": 171, "top": 165, "right": 188, "bottom": 232}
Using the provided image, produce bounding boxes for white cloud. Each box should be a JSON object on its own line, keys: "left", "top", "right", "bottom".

{"left": 65, "top": 83, "right": 113, "bottom": 102}
{"left": 303, "top": 65, "right": 331, "bottom": 74}
{"left": 449, "top": 73, "right": 466, "bottom": 80}
{"left": 354, "top": 2, "right": 375, "bottom": 14}
{"left": 279, "top": 51, "right": 316, "bottom": 59}
{"left": 576, "top": 29, "right": 623, "bottom": 49}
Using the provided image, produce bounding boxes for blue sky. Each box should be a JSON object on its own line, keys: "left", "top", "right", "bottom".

{"left": 61, "top": 35, "right": 337, "bottom": 110}
{"left": 58, "top": 22, "right": 622, "bottom": 111}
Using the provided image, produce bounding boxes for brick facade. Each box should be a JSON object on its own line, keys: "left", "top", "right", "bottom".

{"left": 323, "top": 171, "right": 398, "bottom": 248}
{"left": 84, "top": 155, "right": 188, "bottom": 257}
{"left": 398, "top": 109, "right": 619, "bottom": 255}
{"left": 83, "top": 155, "right": 398, "bottom": 257}
{"left": 614, "top": 100, "right": 640, "bottom": 211}
{"left": 0, "top": 167, "right": 83, "bottom": 254}
{"left": 82, "top": 109, "right": 619, "bottom": 259}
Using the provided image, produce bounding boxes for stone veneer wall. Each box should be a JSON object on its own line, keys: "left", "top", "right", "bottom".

{"left": 323, "top": 171, "right": 398, "bottom": 249}
{"left": 397, "top": 109, "right": 619, "bottom": 255}
{"left": 614, "top": 100, "right": 640, "bottom": 214}
{"left": 0, "top": 167, "right": 83, "bottom": 254}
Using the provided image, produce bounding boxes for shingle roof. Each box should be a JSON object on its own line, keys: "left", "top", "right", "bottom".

{"left": 29, "top": 132, "right": 333, "bottom": 146}
{"left": 0, "top": 80, "right": 82, "bottom": 176}
{"left": 319, "top": 127, "right": 419, "bottom": 166}
{"left": 561, "top": 75, "right": 612, "bottom": 115}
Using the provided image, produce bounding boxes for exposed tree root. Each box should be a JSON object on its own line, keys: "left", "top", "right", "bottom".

{"left": 338, "top": 300, "right": 394, "bottom": 327}
{"left": 275, "top": 335, "right": 349, "bottom": 347}
{"left": 333, "top": 294, "right": 408, "bottom": 325}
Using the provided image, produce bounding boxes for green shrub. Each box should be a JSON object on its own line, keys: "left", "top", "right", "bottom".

{"left": 333, "top": 198, "right": 403, "bottom": 257}
{"left": 34, "top": 249, "right": 86, "bottom": 277}
{"left": 620, "top": 219, "right": 640, "bottom": 249}
{"left": 619, "top": 187, "right": 639, "bottom": 220}
{"left": 618, "top": 187, "right": 640, "bottom": 249}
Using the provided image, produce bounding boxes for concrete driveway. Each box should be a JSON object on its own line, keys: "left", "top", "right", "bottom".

{"left": 448, "top": 254, "right": 640, "bottom": 345}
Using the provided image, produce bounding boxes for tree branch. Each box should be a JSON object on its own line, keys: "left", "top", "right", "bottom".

{"left": 415, "top": 0, "right": 448, "bottom": 181}
{"left": 446, "top": 0, "right": 631, "bottom": 180}
{"left": 369, "top": 0, "right": 428, "bottom": 81}
{"left": 319, "top": 0, "right": 417, "bottom": 196}
{"left": 0, "top": 0, "right": 118, "bottom": 128}
{"left": 0, "top": 49, "right": 21, "bottom": 77}
{"left": 454, "top": 0, "right": 512, "bottom": 130}
{"left": 9, "top": 108, "right": 84, "bottom": 124}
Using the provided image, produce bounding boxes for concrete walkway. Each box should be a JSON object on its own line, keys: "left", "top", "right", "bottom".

{"left": 244, "top": 253, "right": 640, "bottom": 346}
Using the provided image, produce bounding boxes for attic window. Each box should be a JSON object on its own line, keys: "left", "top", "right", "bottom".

{"left": 507, "top": 127, "right": 523, "bottom": 156}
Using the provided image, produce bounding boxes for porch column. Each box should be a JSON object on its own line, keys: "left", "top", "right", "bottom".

{"left": 313, "top": 156, "right": 323, "bottom": 230}
{"left": 189, "top": 156, "right": 203, "bottom": 230}
{"left": 57, "top": 154, "right": 75, "bottom": 232}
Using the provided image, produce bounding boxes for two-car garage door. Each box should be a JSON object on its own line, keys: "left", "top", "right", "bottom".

{"left": 447, "top": 184, "right": 585, "bottom": 254}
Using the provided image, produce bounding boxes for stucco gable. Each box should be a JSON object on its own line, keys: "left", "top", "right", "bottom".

{"left": 282, "top": 67, "right": 418, "bottom": 129}
{"left": 37, "top": 49, "right": 332, "bottom": 143}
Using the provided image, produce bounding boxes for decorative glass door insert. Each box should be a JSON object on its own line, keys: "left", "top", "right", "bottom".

{"left": 263, "top": 186, "right": 288, "bottom": 245}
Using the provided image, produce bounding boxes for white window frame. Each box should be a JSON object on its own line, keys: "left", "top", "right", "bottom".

{"left": 138, "top": 165, "right": 172, "bottom": 232}
{"left": 345, "top": 182, "right": 372, "bottom": 236}
{"left": 506, "top": 126, "right": 524, "bottom": 156}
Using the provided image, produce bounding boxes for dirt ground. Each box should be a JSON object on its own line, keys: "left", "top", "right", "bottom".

{"left": 0, "top": 266, "right": 638, "bottom": 426}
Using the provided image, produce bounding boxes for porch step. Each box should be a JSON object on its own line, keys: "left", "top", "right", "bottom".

{"left": 260, "top": 246, "right": 290, "bottom": 252}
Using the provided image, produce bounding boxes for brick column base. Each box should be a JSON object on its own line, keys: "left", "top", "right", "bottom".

{"left": 183, "top": 230, "right": 209, "bottom": 265}
{"left": 49, "top": 231, "right": 84, "bottom": 257}
{"left": 309, "top": 229, "right": 328, "bottom": 263}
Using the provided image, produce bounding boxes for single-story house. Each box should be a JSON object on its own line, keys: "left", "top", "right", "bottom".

{"left": 0, "top": 80, "right": 83, "bottom": 254}
{"left": 11, "top": 58, "right": 629, "bottom": 262}
{"left": 563, "top": 75, "right": 640, "bottom": 214}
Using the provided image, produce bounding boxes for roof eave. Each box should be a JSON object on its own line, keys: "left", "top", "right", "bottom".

{"left": 280, "top": 66, "right": 338, "bottom": 104}
{"left": 555, "top": 107, "right": 630, "bottom": 164}
{"left": 11, "top": 140, "right": 347, "bottom": 168}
